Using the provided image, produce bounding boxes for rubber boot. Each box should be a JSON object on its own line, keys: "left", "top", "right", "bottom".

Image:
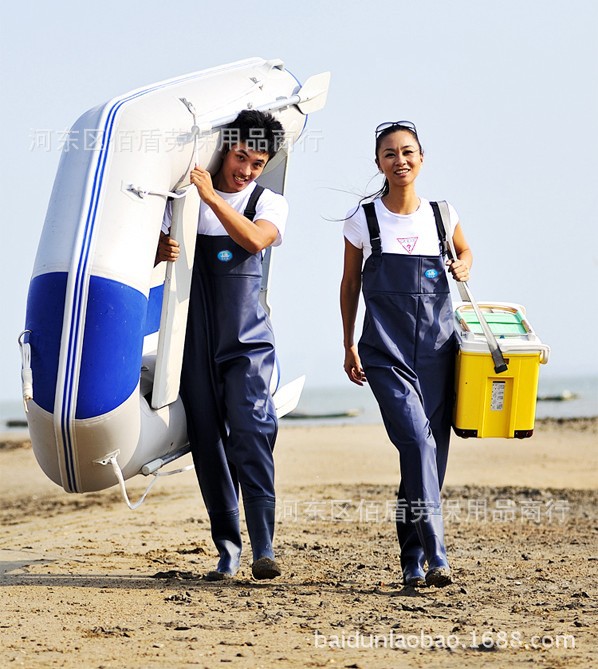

{"left": 244, "top": 497, "right": 281, "bottom": 580}
{"left": 205, "top": 509, "right": 242, "bottom": 581}
{"left": 414, "top": 513, "right": 452, "bottom": 587}
{"left": 398, "top": 526, "right": 426, "bottom": 587}
{"left": 396, "top": 488, "right": 426, "bottom": 587}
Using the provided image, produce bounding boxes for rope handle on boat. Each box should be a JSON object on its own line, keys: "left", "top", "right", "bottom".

{"left": 18, "top": 330, "right": 33, "bottom": 412}
{"left": 95, "top": 451, "right": 194, "bottom": 510}
{"left": 126, "top": 184, "right": 189, "bottom": 200}
{"left": 179, "top": 97, "right": 202, "bottom": 167}
{"left": 433, "top": 201, "right": 508, "bottom": 374}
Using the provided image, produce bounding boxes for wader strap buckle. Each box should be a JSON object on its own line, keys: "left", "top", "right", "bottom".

{"left": 430, "top": 200, "right": 450, "bottom": 257}
{"left": 362, "top": 202, "right": 382, "bottom": 256}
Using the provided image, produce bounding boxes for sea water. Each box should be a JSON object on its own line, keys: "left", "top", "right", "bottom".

{"left": 283, "top": 374, "right": 598, "bottom": 427}
{"left": 1, "top": 374, "right": 596, "bottom": 432}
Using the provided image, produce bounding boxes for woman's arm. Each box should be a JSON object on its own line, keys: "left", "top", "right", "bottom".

{"left": 340, "top": 238, "right": 367, "bottom": 385}
{"left": 447, "top": 223, "right": 473, "bottom": 282}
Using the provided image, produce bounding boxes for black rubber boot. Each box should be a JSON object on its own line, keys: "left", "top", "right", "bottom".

{"left": 401, "top": 552, "right": 426, "bottom": 587}
{"left": 415, "top": 513, "right": 452, "bottom": 587}
{"left": 397, "top": 512, "right": 426, "bottom": 587}
{"left": 205, "top": 509, "right": 242, "bottom": 581}
{"left": 244, "top": 497, "right": 281, "bottom": 580}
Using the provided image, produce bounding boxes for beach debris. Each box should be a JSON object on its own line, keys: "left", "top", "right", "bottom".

{"left": 151, "top": 570, "right": 196, "bottom": 580}
{"left": 283, "top": 409, "right": 361, "bottom": 420}
{"left": 165, "top": 592, "right": 193, "bottom": 604}
{"left": 83, "top": 626, "right": 132, "bottom": 638}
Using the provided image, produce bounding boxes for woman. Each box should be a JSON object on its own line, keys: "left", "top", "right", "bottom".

{"left": 340, "top": 121, "right": 472, "bottom": 587}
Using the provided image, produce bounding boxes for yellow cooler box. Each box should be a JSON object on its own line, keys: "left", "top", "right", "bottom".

{"left": 453, "top": 302, "right": 550, "bottom": 439}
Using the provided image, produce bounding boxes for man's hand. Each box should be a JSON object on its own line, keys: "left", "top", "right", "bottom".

{"left": 155, "top": 232, "right": 180, "bottom": 265}
{"left": 190, "top": 164, "right": 217, "bottom": 204}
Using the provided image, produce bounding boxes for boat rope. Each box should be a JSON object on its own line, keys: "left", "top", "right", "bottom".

{"left": 179, "top": 97, "right": 202, "bottom": 167}
{"left": 126, "top": 185, "right": 189, "bottom": 200}
{"left": 174, "top": 97, "right": 205, "bottom": 191}
{"left": 18, "top": 330, "right": 33, "bottom": 412}
{"left": 99, "top": 452, "right": 194, "bottom": 510}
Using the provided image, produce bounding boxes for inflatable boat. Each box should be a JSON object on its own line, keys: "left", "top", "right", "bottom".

{"left": 20, "top": 57, "right": 330, "bottom": 500}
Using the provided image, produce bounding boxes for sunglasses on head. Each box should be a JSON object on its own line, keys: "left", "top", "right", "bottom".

{"left": 375, "top": 121, "right": 418, "bottom": 137}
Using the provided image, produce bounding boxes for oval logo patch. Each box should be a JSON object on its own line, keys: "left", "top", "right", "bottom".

{"left": 217, "top": 250, "right": 233, "bottom": 262}
{"left": 424, "top": 269, "right": 439, "bottom": 279}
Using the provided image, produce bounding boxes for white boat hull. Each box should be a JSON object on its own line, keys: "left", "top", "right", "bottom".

{"left": 23, "top": 58, "right": 327, "bottom": 493}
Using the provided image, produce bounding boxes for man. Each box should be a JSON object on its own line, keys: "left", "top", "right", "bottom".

{"left": 157, "top": 110, "right": 287, "bottom": 580}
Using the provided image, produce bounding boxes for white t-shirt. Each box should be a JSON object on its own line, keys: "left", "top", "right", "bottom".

{"left": 162, "top": 182, "right": 289, "bottom": 247}
{"left": 343, "top": 197, "right": 459, "bottom": 260}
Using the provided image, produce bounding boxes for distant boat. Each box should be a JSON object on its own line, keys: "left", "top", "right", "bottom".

{"left": 537, "top": 389, "right": 578, "bottom": 402}
{"left": 6, "top": 419, "right": 28, "bottom": 428}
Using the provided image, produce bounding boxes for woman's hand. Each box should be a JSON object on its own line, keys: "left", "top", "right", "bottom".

{"left": 344, "top": 345, "right": 367, "bottom": 386}
{"left": 155, "top": 231, "right": 180, "bottom": 264}
{"left": 449, "top": 223, "right": 472, "bottom": 282}
{"left": 447, "top": 258, "right": 470, "bottom": 282}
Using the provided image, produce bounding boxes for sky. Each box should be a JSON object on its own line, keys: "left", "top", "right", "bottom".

{"left": 1, "top": 0, "right": 597, "bottom": 405}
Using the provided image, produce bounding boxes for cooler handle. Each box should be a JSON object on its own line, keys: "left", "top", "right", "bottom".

{"left": 432, "top": 201, "right": 508, "bottom": 374}
{"left": 495, "top": 343, "right": 551, "bottom": 364}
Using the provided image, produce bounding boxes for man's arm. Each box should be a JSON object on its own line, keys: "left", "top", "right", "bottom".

{"left": 191, "top": 165, "right": 279, "bottom": 253}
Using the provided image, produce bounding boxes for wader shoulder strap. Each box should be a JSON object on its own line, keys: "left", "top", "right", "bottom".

{"left": 243, "top": 184, "right": 266, "bottom": 222}
{"left": 362, "top": 202, "right": 382, "bottom": 256}
{"left": 432, "top": 200, "right": 508, "bottom": 374}
{"left": 242, "top": 183, "right": 271, "bottom": 313}
{"left": 430, "top": 201, "right": 449, "bottom": 257}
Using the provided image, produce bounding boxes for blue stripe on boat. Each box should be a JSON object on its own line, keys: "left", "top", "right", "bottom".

{"left": 26, "top": 273, "right": 154, "bottom": 419}
{"left": 59, "top": 77, "right": 194, "bottom": 488}
{"left": 25, "top": 272, "right": 67, "bottom": 414}
{"left": 145, "top": 284, "right": 164, "bottom": 336}
{"left": 77, "top": 276, "right": 147, "bottom": 418}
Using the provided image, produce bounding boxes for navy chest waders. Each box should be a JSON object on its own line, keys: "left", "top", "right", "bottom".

{"left": 358, "top": 202, "right": 455, "bottom": 582}
{"left": 180, "top": 185, "right": 278, "bottom": 575}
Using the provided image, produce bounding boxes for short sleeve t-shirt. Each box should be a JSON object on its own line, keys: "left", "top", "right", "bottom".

{"left": 343, "top": 197, "right": 459, "bottom": 260}
{"left": 162, "top": 181, "right": 288, "bottom": 247}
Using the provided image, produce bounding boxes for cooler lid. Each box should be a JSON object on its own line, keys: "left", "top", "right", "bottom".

{"left": 455, "top": 303, "right": 531, "bottom": 338}
{"left": 454, "top": 302, "right": 549, "bottom": 363}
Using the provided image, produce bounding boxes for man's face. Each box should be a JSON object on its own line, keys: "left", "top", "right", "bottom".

{"left": 215, "top": 143, "right": 270, "bottom": 193}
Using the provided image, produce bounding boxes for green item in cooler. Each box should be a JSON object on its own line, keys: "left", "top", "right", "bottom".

{"left": 459, "top": 308, "right": 528, "bottom": 337}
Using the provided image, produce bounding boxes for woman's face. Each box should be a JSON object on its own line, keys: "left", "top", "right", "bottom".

{"left": 376, "top": 130, "right": 423, "bottom": 189}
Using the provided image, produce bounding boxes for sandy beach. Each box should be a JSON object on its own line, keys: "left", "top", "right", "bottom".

{"left": 1, "top": 418, "right": 596, "bottom": 668}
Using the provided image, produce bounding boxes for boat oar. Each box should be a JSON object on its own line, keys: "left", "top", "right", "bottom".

{"left": 192, "top": 71, "right": 331, "bottom": 135}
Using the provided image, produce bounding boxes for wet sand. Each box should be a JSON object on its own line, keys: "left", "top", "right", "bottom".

{"left": 1, "top": 418, "right": 596, "bottom": 668}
